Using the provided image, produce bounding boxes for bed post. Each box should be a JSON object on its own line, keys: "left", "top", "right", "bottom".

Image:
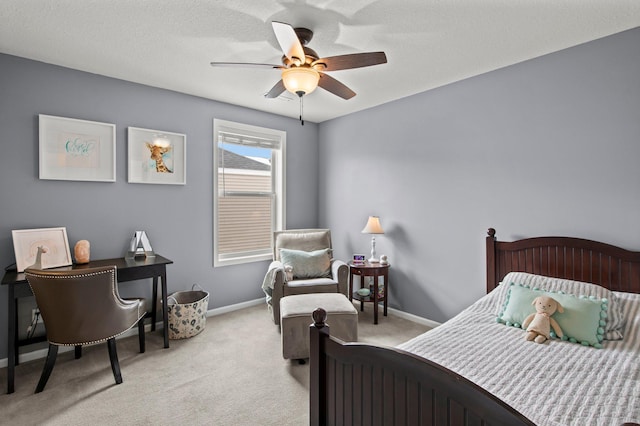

{"left": 486, "top": 228, "right": 497, "bottom": 293}
{"left": 309, "top": 308, "right": 329, "bottom": 426}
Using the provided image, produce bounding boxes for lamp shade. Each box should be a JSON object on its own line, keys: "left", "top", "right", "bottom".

{"left": 282, "top": 67, "right": 320, "bottom": 95}
{"left": 361, "top": 216, "right": 384, "bottom": 234}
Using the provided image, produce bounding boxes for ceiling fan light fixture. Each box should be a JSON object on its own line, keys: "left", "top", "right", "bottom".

{"left": 282, "top": 67, "right": 320, "bottom": 96}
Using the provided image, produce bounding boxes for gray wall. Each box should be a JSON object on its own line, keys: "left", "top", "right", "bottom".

{"left": 1, "top": 26, "right": 639, "bottom": 361}
{"left": 0, "top": 54, "right": 319, "bottom": 359}
{"left": 318, "top": 27, "right": 640, "bottom": 323}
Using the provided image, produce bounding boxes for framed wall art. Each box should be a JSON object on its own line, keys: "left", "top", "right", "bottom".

{"left": 12, "top": 227, "right": 73, "bottom": 272}
{"left": 39, "top": 114, "right": 116, "bottom": 182}
{"left": 128, "top": 127, "right": 186, "bottom": 185}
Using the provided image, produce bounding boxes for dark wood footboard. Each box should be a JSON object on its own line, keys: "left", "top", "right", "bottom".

{"left": 309, "top": 308, "right": 534, "bottom": 426}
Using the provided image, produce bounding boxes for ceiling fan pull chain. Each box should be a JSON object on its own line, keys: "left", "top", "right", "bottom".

{"left": 298, "top": 92, "right": 304, "bottom": 125}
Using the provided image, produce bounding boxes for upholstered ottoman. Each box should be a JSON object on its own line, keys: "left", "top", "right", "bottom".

{"left": 280, "top": 293, "right": 358, "bottom": 360}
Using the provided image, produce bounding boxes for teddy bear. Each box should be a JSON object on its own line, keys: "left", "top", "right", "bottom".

{"left": 521, "top": 295, "right": 564, "bottom": 343}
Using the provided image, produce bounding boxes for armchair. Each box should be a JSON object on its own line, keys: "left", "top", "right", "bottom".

{"left": 263, "top": 229, "right": 348, "bottom": 325}
{"left": 25, "top": 266, "right": 146, "bottom": 393}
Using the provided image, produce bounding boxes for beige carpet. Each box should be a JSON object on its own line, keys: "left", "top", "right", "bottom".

{"left": 0, "top": 302, "right": 431, "bottom": 425}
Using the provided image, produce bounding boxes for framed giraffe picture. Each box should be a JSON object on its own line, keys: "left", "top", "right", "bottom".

{"left": 127, "top": 127, "right": 186, "bottom": 185}
{"left": 39, "top": 114, "right": 116, "bottom": 182}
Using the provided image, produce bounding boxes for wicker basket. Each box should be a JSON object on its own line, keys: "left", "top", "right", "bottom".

{"left": 167, "top": 284, "right": 209, "bottom": 339}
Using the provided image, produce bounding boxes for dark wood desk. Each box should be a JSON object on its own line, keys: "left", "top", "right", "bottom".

{"left": 348, "top": 262, "right": 390, "bottom": 324}
{"left": 1, "top": 254, "right": 173, "bottom": 394}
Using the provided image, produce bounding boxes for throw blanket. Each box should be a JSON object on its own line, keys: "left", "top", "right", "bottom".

{"left": 261, "top": 262, "right": 284, "bottom": 307}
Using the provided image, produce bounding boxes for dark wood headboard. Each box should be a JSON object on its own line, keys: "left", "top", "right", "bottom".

{"left": 486, "top": 228, "right": 640, "bottom": 294}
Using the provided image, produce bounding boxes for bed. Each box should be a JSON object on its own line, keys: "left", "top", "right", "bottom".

{"left": 309, "top": 228, "right": 640, "bottom": 426}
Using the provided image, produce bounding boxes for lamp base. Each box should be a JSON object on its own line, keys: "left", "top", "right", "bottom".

{"left": 368, "top": 258, "right": 380, "bottom": 263}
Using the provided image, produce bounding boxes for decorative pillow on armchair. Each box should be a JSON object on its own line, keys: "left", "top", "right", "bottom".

{"left": 279, "top": 248, "right": 332, "bottom": 279}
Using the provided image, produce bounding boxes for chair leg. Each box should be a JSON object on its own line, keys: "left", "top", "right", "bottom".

{"left": 138, "top": 317, "right": 146, "bottom": 353}
{"left": 75, "top": 345, "right": 82, "bottom": 359}
{"left": 35, "top": 344, "right": 58, "bottom": 393}
{"left": 107, "top": 338, "right": 123, "bottom": 385}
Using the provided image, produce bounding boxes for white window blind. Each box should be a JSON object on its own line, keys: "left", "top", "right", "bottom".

{"left": 213, "top": 120, "right": 285, "bottom": 267}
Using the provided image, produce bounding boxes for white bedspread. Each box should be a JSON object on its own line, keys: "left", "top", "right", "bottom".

{"left": 397, "top": 288, "right": 640, "bottom": 426}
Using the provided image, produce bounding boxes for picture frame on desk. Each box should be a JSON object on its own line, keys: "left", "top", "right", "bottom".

{"left": 39, "top": 114, "right": 116, "bottom": 182}
{"left": 127, "top": 127, "right": 186, "bottom": 185}
{"left": 11, "top": 227, "right": 72, "bottom": 272}
{"left": 352, "top": 254, "right": 366, "bottom": 265}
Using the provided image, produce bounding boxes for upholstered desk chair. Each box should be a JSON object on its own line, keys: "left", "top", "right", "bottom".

{"left": 25, "top": 266, "right": 146, "bottom": 393}
{"left": 266, "top": 229, "right": 348, "bottom": 325}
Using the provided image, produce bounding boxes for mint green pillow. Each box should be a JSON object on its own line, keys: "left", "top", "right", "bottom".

{"left": 497, "top": 283, "right": 608, "bottom": 348}
{"left": 279, "top": 248, "right": 331, "bottom": 279}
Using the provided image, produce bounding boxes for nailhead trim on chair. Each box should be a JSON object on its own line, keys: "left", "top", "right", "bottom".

{"left": 26, "top": 269, "right": 116, "bottom": 280}
{"left": 25, "top": 268, "right": 145, "bottom": 347}
{"left": 48, "top": 324, "right": 141, "bottom": 347}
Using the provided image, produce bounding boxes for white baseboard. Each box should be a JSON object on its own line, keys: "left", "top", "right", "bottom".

{"left": 205, "top": 298, "right": 264, "bottom": 317}
{"left": 386, "top": 305, "right": 441, "bottom": 329}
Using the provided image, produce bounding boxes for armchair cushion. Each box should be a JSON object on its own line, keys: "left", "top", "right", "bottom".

{"left": 279, "top": 247, "right": 332, "bottom": 279}
{"left": 285, "top": 277, "right": 337, "bottom": 289}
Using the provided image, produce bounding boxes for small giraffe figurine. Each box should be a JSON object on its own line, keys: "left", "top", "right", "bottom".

{"left": 145, "top": 142, "right": 173, "bottom": 173}
{"left": 28, "top": 246, "right": 48, "bottom": 269}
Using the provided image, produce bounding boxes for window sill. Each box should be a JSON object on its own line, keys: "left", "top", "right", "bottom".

{"left": 214, "top": 253, "right": 272, "bottom": 268}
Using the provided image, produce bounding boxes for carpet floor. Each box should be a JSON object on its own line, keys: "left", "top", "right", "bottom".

{"left": 0, "top": 301, "right": 431, "bottom": 425}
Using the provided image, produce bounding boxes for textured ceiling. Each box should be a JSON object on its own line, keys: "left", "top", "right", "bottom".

{"left": 1, "top": 1, "right": 639, "bottom": 123}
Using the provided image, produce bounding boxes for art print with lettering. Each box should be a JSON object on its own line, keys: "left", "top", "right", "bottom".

{"left": 58, "top": 131, "right": 101, "bottom": 169}
{"left": 39, "top": 114, "right": 116, "bottom": 182}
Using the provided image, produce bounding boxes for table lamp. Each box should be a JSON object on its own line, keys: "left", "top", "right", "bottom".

{"left": 361, "top": 216, "right": 384, "bottom": 263}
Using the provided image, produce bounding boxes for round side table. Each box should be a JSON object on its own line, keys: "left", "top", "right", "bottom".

{"left": 348, "top": 262, "right": 390, "bottom": 324}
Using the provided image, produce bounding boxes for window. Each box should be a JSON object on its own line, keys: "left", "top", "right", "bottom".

{"left": 213, "top": 119, "right": 286, "bottom": 267}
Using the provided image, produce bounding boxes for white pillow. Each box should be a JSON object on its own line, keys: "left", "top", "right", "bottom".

{"left": 495, "top": 272, "right": 625, "bottom": 340}
{"left": 279, "top": 248, "right": 331, "bottom": 279}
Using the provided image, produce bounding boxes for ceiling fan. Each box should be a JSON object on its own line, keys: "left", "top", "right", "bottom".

{"left": 210, "top": 21, "right": 387, "bottom": 123}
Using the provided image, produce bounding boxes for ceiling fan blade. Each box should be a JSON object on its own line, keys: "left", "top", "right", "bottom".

{"left": 318, "top": 73, "right": 356, "bottom": 100}
{"left": 313, "top": 52, "right": 387, "bottom": 71}
{"left": 272, "top": 21, "right": 305, "bottom": 64}
{"left": 264, "top": 79, "right": 286, "bottom": 99}
{"left": 210, "top": 62, "right": 283, "bottom": 69}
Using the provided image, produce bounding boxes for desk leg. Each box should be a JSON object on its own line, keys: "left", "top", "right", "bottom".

{"left": 161, "top": 271, "right": 169, "bottom": 348}
{"left": 151, "top": 276, "right": 158, "bottom": 332}
{"left": 7, "top": 284, "right": 16, "bottom": 394}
